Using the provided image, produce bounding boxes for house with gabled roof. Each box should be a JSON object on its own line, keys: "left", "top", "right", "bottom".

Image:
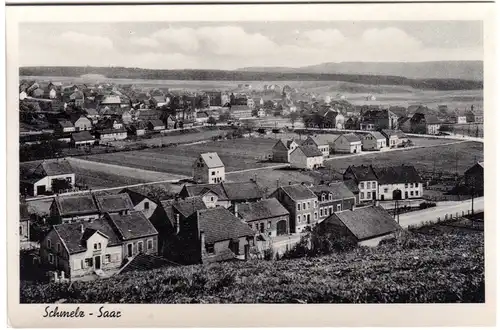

{"left": 271, "top": 139, "right": 300, "bottom": 163}
{"left": 302, "top": 135, "right": 329, "bottom": 157}
{"left": 464, "top": 161, "right": 484, "bottom": 195}
{"left": 20, "top": 159, "right": 75, "bottom": 197}
{"left": 310, "top": 182, "right": 356, "bottom": 221}
{"left": 361, "top": 131, "right": 387, "bottom": 151}
{"left": 192, "top": 152, "right": 225, "bottom": 184}
{"left": 270, "top": 183, "right": 319, "bottom": 233}
{"left": 234, "top": 198, "right": 290, "bottom": 237}
{"left": 119, "top": 188, "right": 158, "bottom": 220}
{"left": 147, "top": 119, "right": 165, "bottom": 132}
{"left": 289, "top": 145, "right": 324, "bottom": 170}
{"left": 380, "top": 129, "right": 409, "bottom": 148}
{"left": 179, "top": 181, "right": 264, "bottom": 208}
{"left": 333, "top": 134, "right": 362, "bottom": 154}
{"left": 39, "top": 210, "right": 158, "bottom": 280}
{"left": 317, "top": 205, "right": 401, "bottom": 244}
{"left": 56, "top": 119, "right": 76, "bottom": 133}
{"left": 71, "top": 131, "right": 95, "bottom": 148}
{"left": 343, "top": 165, "right": 379, "bottom": 202}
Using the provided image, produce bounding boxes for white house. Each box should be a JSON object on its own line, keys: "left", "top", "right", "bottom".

{"left": 343, "top": 165, "right": 379, "bottom": 202}
{"left": 373, "top": 165, "right": 424, "bottom": 201}
{"left": 20, "top": 159, "right": 75, "bottom": 196}
{"left": 72, "top": 115, "right": 93, "bottom": 131}
{"left": 49, "top": 88, "right": 58, "bottom": 99}
{"left": 119, "top": 188, "right": 158, "bottom": 220}
{"left": 333, "top": 134, "right": 362, "bottom": 154}
{"left": 96, "top": 128, "right": 127, "bottom": 142}
{"left": 290, "top": 145, "right": 324, "bottom": 170}
{"left": 361, "top": 131, "right": 387, "bottom": 151}
{"left": 57, "top": 119, "right": 76, "bottom": 133}
{"left": 257, "top": 108, "right": 266, "bottom": 117}
{"left": 193, "top": 152, "right": 226, "bottom": 184}
{"left": 71, "top": 131, "right": 95, "bottom": 148}
{"left": 301, "top": 135, "right": 330, "bottom": 158}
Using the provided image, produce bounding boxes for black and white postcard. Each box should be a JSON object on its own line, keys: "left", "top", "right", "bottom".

{"left": 6, "top": 2, "right": 496, "bottom": 327}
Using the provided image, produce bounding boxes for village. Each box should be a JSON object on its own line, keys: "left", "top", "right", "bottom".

{"left": 18, "top": 78, "right": 484, "bottom": 292}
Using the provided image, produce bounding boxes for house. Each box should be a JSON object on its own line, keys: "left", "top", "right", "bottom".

{"left": 195, "top": 111, "right": 209, "bottom": 124}
{"left": 49, "top": 194, "right": 101, "bottom": 224}
{"left": 84, "top": 107, "right": 100, "bottom": 124}
{"left": 344, "top": 165, "right": 423, "bottom": 201}
{"left": 289, "top": 145, "right": 324, "bottom": 170}
{"left": 39, "top": 210, "right": 158, "bottom": 280}
{"left": 270, "top": 184, "right": 319, "bottom": 233}
{"left": 94, "top": 193, "right": 135, "bottom": 216}
{"left": 398, "top": 117, "right": 412, "bottom": 133}
{"left": 410, "top": 112, "right": 441, "bottom": 135}
{"left": 323, "top": 110, "right": 345, "bottom": 129}
{"left": 70, "top": 91, "right": 85, "bottom": 107}
{"left": 95, "top": 127, "right": 127, "bottom": 142}
{"left": 343, "top": 179, "right": 361, "bottom": 204}
{"left": 333, "top": 134, "right": 362, "bottom": 154}
{"left": 310, "top": 182, "right": 356, "bottom": 221}
{"left": 234, "top": 198, "right": 290, "bottom": 237}
{"left": 20, "top": 159, "right": 75, "bottom": 197}
{"left": 230, "top": 105, "right": 253, "bottom": 119}
{"left": 380, "top": 129, "right": 408, "bottom": 148}
{"left": 466, "top": 106, "right": 483, "bottom": 123}
{"left": 119, "top": 188, "right": 158, "bottom": 220}
{"left": 179, "top": 181, "right": 264, "bottom": 208}
{"left": 317, "top": 206, "right": 401, "bottom": 244}
{"left": 121, "top": 110, "right": 132, "bottom": 124}
{"left": 192, "top": 152, "right": 225, "bottom": 184}
{"left": 147, "top": 120, "right": 165, "bottom": 131}
{"left": 343, "top": 165, "right": 379, "bottom": 202}
{"left": 71, "top": 131, "right": 95, "bottom": 148}
{"left": 71, "top": 115, "right": 92, "bottom": 131}
{"left": 127, "top": 122, "right": 147, "bottom": 136}
{"left": 360, "top": 109, "right": 399, "bottom": 131}
{"left": 20, "top": 200, "right": 31, "bottom": 242}
{"left": 100, "top": 95, "right": 122, "bottom": 109}
{"left": 271, "top": 139, "right": 300, "bottom": 163}
{"left": 164, "top": 207, "right": 255, "bottom": 264}
{"left": 257, "top": 108, "right": 266, "bottom": 117}
{"left": 361, "top": 131, "right": 387, "bottom": 151}
{"left": 150, "top": 95, "right": 168, "bottom": 108}
{"left": 450, "top": 109, "right": 467, "bottom": 124}
{"left": 302, "top": 135, "right": 329, "bottom": 157}
{"left": 464, "top": 162, "right": 484, "bottom": 195}
{"left": 56, "top": 119, "right": 76, "bottom": 133}
{"left": 344, "top": 117, "right": 359, "bottom": 130}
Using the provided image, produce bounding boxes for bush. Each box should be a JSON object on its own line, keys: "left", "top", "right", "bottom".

{"left": 419, "top": 202, "right": 437, "bottom": 209}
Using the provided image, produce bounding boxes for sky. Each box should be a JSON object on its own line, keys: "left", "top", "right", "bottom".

{"left": 19, "top": 21, "right": 483, "bottom": 70}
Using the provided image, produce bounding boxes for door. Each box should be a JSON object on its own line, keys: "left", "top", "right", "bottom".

{"left": 36, "top": 185, "right": 46, "bottom": 195}
{"left": 276, "top": 220, "right": 287, "bottom": 236}
{"left": 231, "top": 240, "right": 240, "bottom": 255}
{"left": 405, "top": 191, "right": 409, "bottom": 199}
{"left": 94, "top": 255, "right": 101, "bottom": 270}
{"left": 127, "top": 244, "right": 133, "bottom": 257}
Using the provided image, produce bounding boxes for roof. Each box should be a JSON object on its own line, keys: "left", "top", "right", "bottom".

{"left": 36, "top": 159, "right": 73, "bottom": 177}
{"left": 236, "top": 198, "right": 289, "bottom": 222}
{"left": 94, "top": 193, "right": 134, "bottom": 213}
{"left": 70, "top": 91, "right": 84, "bottom": 100}
{"left": 196, "top": 112, "right": 209, "bottom": 118}
{"left": 199, "top": 152, "right": 224, "bottom": 168}
{"left": 380, "top": 129, "right": 407, "bottom": 139}
{"left": 346, "top": 165, "right": 377, "bottom": 182}
{"left": 53, "top": 194, "right": 99, "bottom": 216}
{"left": 366, "top": 131, "right": 386, "bottom": 140}
{"left": 97, "top": 128, "right": 127, "bottom": 134}
{"left": 119, "top": 188, "right": 151, "bottom": 206}
{"left": 71, "top": 131, "right": 95, "bottom": 142}
{"left": 279, "top": 184, "right": 317, "bottom": 201}
{"left": 372, "top": 165, "right": 422, "bottom": 185}
{"left": 106, "top": 211, "right": 158, "bottom": 240}
{"left": 310, "top": 182, "right": 356, "bottom": 201}
{"left": 58, "top": 120, "right": 74, "bottom": 128}
{"left": 305, "top": 135, "right": 328, "bottom": 147}
{"left": 182, "top": 183, "right": 228, "bottom": 200}
{"left": 295, "top": 145, "right": 323, "bottom": 158}
{"left": 181, "top": 181, "right": 263, "bottom": 201}
{"left": 148, "top": 119, "right": 164, "bottom": 127}
{"left": 425, "top": 115, "right": 441, "bottom": 124}
{"left": 339, "top": 133, "right": 361, "bottom": 143}
{"left": 119, "top": 254, "right": 177, "bottom": 274}
{"left": 161, "top": 196, "right": 207, "bottom": 219}
{"left": 325, "top": 206, "right": 401, "bottom": 240}
{"left": 343, "top": 179, "right": 360, "bottom": 194}
{"left": 195, "top": 208, "right": 255, "bottom": 244}
{"left": 100, "top": 95, "right": 122, "bottom": 104}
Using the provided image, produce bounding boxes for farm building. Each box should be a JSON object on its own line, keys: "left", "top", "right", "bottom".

{"left": 316, "top": 205, "right": 401, "bottom": 244}
{"left": 71, "top": 115, "right": 92, "bottom": 131}
{"left": 192, "top": 152, "right": 225, "bottom": 184}
{"left": 119, "top": 188, "right": 159, "bottom": 220}
{"left": 234, "top": 198, "right": 290, "bottom": 237}
{"left": 147, "top": 120, "right": 165, "bottom": 131}
{"left": 466, "top": 106, "right": 483, "bottom": 123}
{"left": 71, "top": 131, "right": 95, "bottom": 148}
{"left": 127, "top": 122, "right": 147, "bottom": 136}
{"left": 333, "top": 134, "right": 362, "bottom": 154}
{"left": 310, "top": 182, "right": 356, "bottom": 221}
{"left": 180, "top": 181, "right": 264, "bottom": 208}
{"left": 95, "top": 128, "right": 128, "bottom": 142}
{"left": 410, "top": 113, "right": 442, "bottom": 135}
{"left": 271, "top": 139, "right": 300, "bottom": 163}
{"left": 56, "top": 119, "right": 76, "bottom": 133}
{"left": 302, "top": 135, "right": 329, "bottom": 157}
{"left": 20, "top": 159, "right": 75, "bottom": 197}
{"left": 39, "top": 211, "right": 158, "bottom": 280}
{"left": 361, "top": 131, "right": 387, "bottom": 151}
{"left": 323, "top": 110, "right": 345, "bottom": 129}
{"left": 380, "top": 129, "right": 408, "bottom": 148}
{"left": 289, "top": 145, "right": 324, "bottom": 170}
{"left": 230, "top": 105, "right": 252, "bottom": 119}
{"left": 270, "top": 184, "right": 319, "bottom": 234}
{"left": 464, "top": 162, "right": 484, "bottom": 195}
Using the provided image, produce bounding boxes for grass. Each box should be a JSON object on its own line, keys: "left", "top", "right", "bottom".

{"left": 20, "top": 231, "right": 484, "bottom": 303}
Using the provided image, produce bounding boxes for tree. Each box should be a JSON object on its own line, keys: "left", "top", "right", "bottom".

{"left": 289, "top": 111, "right": 300, "bottom": 127}
{"left": 207, "top": 116, "right": 217, "bottom": 126}
{"left": 219, "top": 112, "right": 230, "bottom": 122}
{"left": 51, "top": 178, "right": 73, "bottom": 194}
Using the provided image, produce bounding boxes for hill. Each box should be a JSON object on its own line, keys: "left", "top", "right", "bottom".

{"left": 19, "top": 66, "right": 482, "bottom": 91}
{"left": 240, "top": 61, "right": 483, "bottom": 81}
{"left": 20, "top": 231, "right": 484, "bottom": 303}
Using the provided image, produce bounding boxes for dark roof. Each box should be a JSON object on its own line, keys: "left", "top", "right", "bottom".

{"left": 119, "top": 188, "right": 151, "bottom": 206}
{"left": 58, "top": 120, "right": 74, "bottom": 128}
{"left": 54, "top": 218, "right": 121, "bottom": 254}
{"left": 279, "top": 184, "right": 317, "bottom": 201}
{"left": 182, "top": 183, "right": 228, "bottom": 200}
{"left": 372, "top": 165, "right": 422, "bottom": 184}
{"left": 119, "top": 254, "right": 177, "bottom": 274}
{"left": 325, "top": 206, "right": 401, "bottom": 240}
{"left": 380, "top": 129, "right": 407, "bottom": 139}
{"left": 195, "top": 208, "right": 255, "bottom": 244}
{"left": 160, "top": 196, "right": 207, "bottom": 221}
{"left": 95, "top": 193, "right": 134, "bottom": 213}
{"left": 425, "top": 114, "right": 441, "bottom": 124}
{"left": 97, "top": 128, "right": 127, "bottom": 134}
{"left": 346, "top": 165, "right": 377, "bottom": 182}
{"left": 236, "top": 198, "right": 289, "bottom": 222}
{"left": 365, "top": 131, "right": 386, "bottom": 140}
{"left": 343, "top": 179, "right": 360, "bottom": 194}
{"left": 295, "top": 145, "right": 323, "bottom": 157}
{"left": 310, "top": 182, "right": 356, "bottom": 200}
{"left": 106, "top": 211, "right": 158, "bottom": 240}
{"left": 222, "top": 182, "right": 263, "bottom": 201}
{"left": 37, "top": 159, "right": 73, "bottom": 176}
{"left": 339, "top": 133, "right": 361, "bottom": 143}
{"left": 304, "top": 135, "right": 328, "bottom": 147}
{"left": 53, "top": 194, "right": 99, "bottom": 216}
{"left": 71, "top": 131, "right": 95, "bottom": 142}
{"left": 148, "top": 119, "right": 164, "bottom": 127}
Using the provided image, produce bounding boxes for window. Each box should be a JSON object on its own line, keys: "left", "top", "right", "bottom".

{"left": 415, "top": 190, "right": 419, "bottom": 196}
{"left": 297, "top": 215, "right": 301, "bottom": 223}
{"left": 147, "top": 239, "right": 153, "bottom": 250}
{"left": 138, "top": 241, "right": 144, "bottom": 253}
{"left": 320, "top": 208, "right": 323, "bottom": 217}
{"left": 297, "top": 203, "right": 301, "bottom": 211}
{"left": 144, "top": 202, "right": 150, "bottom": 209}
{"left": 329, "top": 206, "right": 333, "bottom": 214}
{"left": 360, "top": 182, "right": 364, "bottom": 189}
{"left": 85, "top": 258, "right": 93, "bottom": 267}
{"left": 307, "top": 202, "right": 311, "bottom": 209}
{"left": 337, "top": 204, "right": 342, "bottom": 211}
{"left": 321, "top": 195, "right": 325, "bottom": 202}
{"left": 410, "top": 191, "right": 414, "bottom": 196}
{"left": 254, "top": 223, "right": 259, "bottom": 231}
{"left": 384, "top": 188, "right": 388, "bottom": 193}
{"left": 260, "top": 223, "right": 265, "bottom": 233}
{"left": 405, "top": 183, "right": 408, "bottom": 188}
{"left": 314, "top": 201, "right": 318, "bottom": 208}
{"left": 19, "top": 226, "right": 23, "bottom": 235}
{"left": 206, "top": 244, "right": 215, "bottom": 254}
{"left": 314, "top": 212, "right": 318, "bottom": 220}
{"left": 307, "top": 214, "right": 311, "bottom": 223}
{"left": 48, "top": 254, "right": 54, "bottom": 264}
{"left": 267, "top": 221, "right": 271, "bottom": 229}
{"left": 415, "top": 183, "right": 419, "bottom": 188}
{"left": 410, "top": 183, "right": 414, "bottom": 188}
{"left": 211, "top": 171, "right": 215, "bottom": 175}
{"left": 94, "top": 243, "right": 97, "bottom": 250}
{"left": 47, "top": 239, "right": 52, "bottom": 249}
{"left": 57, "top": 243, "right": 61, "bottom": 253}
{"left": 329, "top": 194, "right": 333, "bottom": 201}
{"left": 302, "top": 202, "right": 306, "bottom": 210}
{"left": 367, "top": 192, "right": 371, "bottom": 199}
{"left": 210, "top": 196, "right": 214, "bottom": 202}
{"left": 367, "top": 182, "right": 371, "bottom": 189}
{"left": 360, "top": 192, "right": 365, "bottom": 199}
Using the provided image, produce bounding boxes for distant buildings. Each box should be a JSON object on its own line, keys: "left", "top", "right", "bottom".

{"left": 361, "top": 131, "right": 387, "bottom": 151}
{"left": 289, "top": 145, "right": 324, "bottom": 170}
{"left": 333, "top": 134, "right": 362, "bottom": 154}
{"left": 20, "top": 159, "right": 75, "bottom": 197}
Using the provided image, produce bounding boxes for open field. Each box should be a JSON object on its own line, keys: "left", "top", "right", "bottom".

{"left": 21, "top": 231, "right": 484, "bottom": 303}
{"left": 79, "top": 138, "right": 282, "bottom": 176}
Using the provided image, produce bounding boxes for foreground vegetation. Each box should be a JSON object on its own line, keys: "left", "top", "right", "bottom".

{"left": 21, "top": 231, "right": 484, "bottom": 303}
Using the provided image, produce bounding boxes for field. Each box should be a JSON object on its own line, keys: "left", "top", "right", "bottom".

{"left": 79, "top": 138, "right": 282, "bottom": 176}
{"left": 20, "top": 231, "right": 484, "bottom": 303}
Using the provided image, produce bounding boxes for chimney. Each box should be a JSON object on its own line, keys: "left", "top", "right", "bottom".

{"left": 234, "top": 203, "right": 239, "bottom": 218}
{"left": 175, "top": 213, "right": 180, "bottom": 234}
{"left": 80, "top": 223, "right": 84, "bottom": 234}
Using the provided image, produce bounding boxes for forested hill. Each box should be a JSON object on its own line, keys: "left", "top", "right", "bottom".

{"left": 19, "top": 66, "right": 483, "bottom": 91}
